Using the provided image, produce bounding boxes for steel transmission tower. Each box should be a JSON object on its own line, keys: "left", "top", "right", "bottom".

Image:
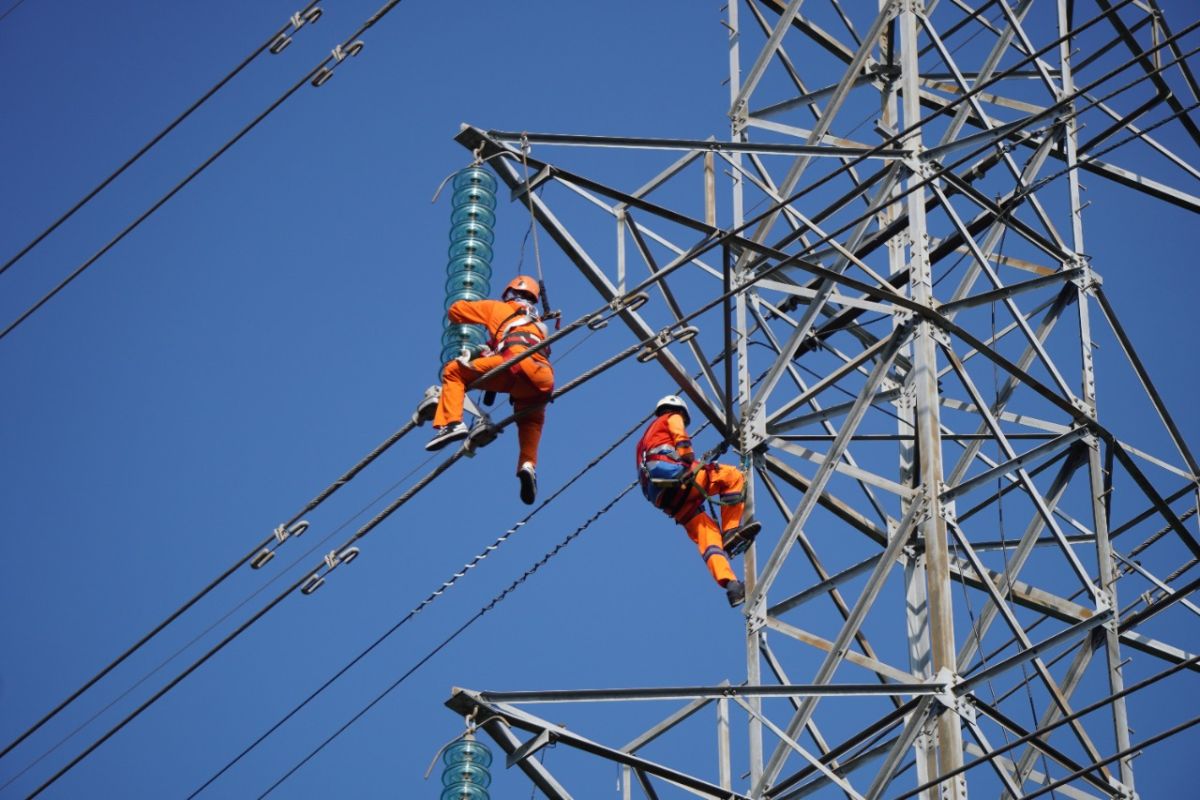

{"left": 446, "top": 1, "right": 1200, "bottom": 797}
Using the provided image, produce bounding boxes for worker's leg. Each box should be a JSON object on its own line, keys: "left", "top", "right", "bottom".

{"left": 693, "top": 464, "right": 746, "bottom": 533}
{"left": 678, "top": 502, "right": 737, "bottom": 586}
{"left": 433, "top": 359, "right": 476, "bottom": 428}
{"left": 433, "top": 354, "right": 513, "bottom": 428}
{"left": 510, "top": 397, "right": 546, "bottom": 471}
{"left": 510, "top": 357, "right": 553, "bottom": 471}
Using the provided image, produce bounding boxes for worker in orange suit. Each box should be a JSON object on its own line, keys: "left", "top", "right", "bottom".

{"left": 426, "top": 275, "right": 554, "bottom": 505}
{"left": 635, "top": 395, "right": 759, "bottom": 608}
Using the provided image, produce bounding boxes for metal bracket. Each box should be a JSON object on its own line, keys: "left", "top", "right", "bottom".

{"left": 511, "top": 166, "right": 553, "bottom": 202}
{"left": 505, "top": 728, "right": 554, "bottom": 769}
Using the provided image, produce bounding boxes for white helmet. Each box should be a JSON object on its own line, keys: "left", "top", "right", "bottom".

{"left": 654, "top": 394, "right": 690, "bottom": 424}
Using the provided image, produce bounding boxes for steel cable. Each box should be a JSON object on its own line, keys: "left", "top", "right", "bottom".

{"left": 187, "top": 411, "right": 657, "bottom": 797}
{"left": 0, "top": 448, "right": 438, "bottom": 792}
{"left": 0, "top": 417, "right": 421, "bottom": 763}
{"left": 0, "top": 0, "right": 411, "bottom": 342}
{"left": 0, "top": 1, "right": 322, "bottom": 279}
{"left": 256, "top": 481, "right": 639, "bottom": 799}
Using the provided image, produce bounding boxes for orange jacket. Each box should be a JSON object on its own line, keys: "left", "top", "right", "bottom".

{"left": 635, "top": 412, "right": 695, "bottom": 467}
{"left": 448, "top": 298, "right": 550, "bottom": 364}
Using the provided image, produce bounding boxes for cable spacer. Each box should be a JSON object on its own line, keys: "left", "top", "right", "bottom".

{"left": 636, "top": 330, "right": 674, "bottom": 363}
{"left": 672, "top": 325, "right": 699, "bottom": 344}
{"left": 311, "top": 66, "right": 333, "bottom": 87}
{"left": 250, "top": 548, "right": 275, "bottom": 570}
{"left": 619, "top": 292, "right": 650, "bottom": 312}
{"left": 300, "top": 573, "right": 325, "bottom": 595}
{"left": 332, "top": 40, "right": 364, "bottom": 62}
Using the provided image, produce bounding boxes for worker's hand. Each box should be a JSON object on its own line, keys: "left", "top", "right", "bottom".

{"left": 678, "top": 451, "right": 695, "bottom": 465}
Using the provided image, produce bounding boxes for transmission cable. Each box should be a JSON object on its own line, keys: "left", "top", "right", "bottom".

{"left": 0, "top": 0, "right": 29, "bottom": 25}
{"left": 257, "top": 480, "right": 638, "bottom": 798}
{"left": 20, "top": 321, "right": 664, "bottom": 797}
{"left": 188, "top": 410, "right": 655, "bottom": 797}
{"left": 254, "top": 421, "right": 737, "bottom": 798}
{"left": 0, "top": 1, "right": 323, "bottom": 279}
{"left": 0, "top": 448, "right": 438, "bottom": 792}
{"left": 0, "top": 0, "right": 1138, "bottom": 347}
{"left": 0, "top": 413, "right": 423, "bottom": 763}
{"left": 0, "top": 0, "right": 411, "bottom": 343}
{"left": 17, "top": 2, "right": 1191, "bottom": 787}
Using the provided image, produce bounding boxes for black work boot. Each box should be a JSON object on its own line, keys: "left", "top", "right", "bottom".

{"left": 725, "top": 579, "right": 746, "bottom": 608}
{"left": 722, "top": 520, "right": 762, "bottom": 557}
{"left": 518, "top": 462, "right": 537, "bottom": 505}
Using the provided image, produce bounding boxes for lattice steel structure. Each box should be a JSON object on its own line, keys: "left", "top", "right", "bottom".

{"left": 445, "top": 1, "right": 1200, "bottom": 797}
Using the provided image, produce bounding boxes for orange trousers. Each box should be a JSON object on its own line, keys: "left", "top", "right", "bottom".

{"left": 672, "top": 463, "right": 745, "bottom": 586}
{"left": 433, "top": 352, "right": 553, "bottom": 471}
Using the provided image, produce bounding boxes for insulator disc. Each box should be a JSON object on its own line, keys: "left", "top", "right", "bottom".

{"left": 446, "top": 272, "right": 491, "bottom": 297}
{"left": 448, "top": 238, "right": 494, "bottom": 264}
{"left": 450, "top": 204, "right": 496, "bottom": 229}
{"left": 449, "top": 220, "right": 495, "bottom": 246}
{"left": 452, "top": 167, "right": 497, "bottom": 194}
{"left": 441, "top": 762, "right": 492, "bottom": 788}
{"left": 443, "top": 739, "right": 494, "bottom": 768}
{"left": 439, "top": 783, "right": 489, "bottom": 800}
{"left": 446, "top": 255, "right": 493, "bottom": 281}
{"left": 452, "top": 185, "right": 497, "bottom": 211}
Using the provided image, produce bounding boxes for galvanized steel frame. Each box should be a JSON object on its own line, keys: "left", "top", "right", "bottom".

{"left": 448, "top": 1, "right": 1200, "bottom": 797}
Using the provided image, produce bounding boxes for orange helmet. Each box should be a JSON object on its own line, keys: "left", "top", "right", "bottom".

{"left": 502, "top": 275, "right": 540, "bottom": 302}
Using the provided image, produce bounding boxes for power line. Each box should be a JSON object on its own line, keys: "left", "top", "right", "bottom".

{"left": 0, "top": 0, "right": 411, "bottom": 343}
{"left": 188, "top": 411, "right": 653, "bottom": 797}
{"left": 0, "top": 0, "right": 28, "bottom": 25}
{"left": 0, "top": 1, "right": 322, "bottom": 278}
{"left": 256, "top": 481, "right": 639, "bottom": 799}
{"left": 0, "top": 447, "right": 439, "bottom": 792}
{"left": 19, "top": 320, "right": 654, "bottom": 797}
{"left": 0, "top": 414, "right": 420, "bottom": 763}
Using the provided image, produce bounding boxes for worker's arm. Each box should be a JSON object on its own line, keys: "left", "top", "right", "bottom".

{"left": 448, "top": 298, "right": 504, "bottom": 329}
{"left": 666, "top": 413, "right": 695, "bottom": 464}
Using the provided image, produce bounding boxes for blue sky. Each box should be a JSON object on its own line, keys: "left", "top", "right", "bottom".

{"left": 1, "top": 1, "right": 1198, "bottom": 798}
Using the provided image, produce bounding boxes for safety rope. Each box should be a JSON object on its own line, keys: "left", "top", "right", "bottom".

{"left": 518, "top": 132, "right": 554, "bottom": 323}
{"left": 0, "top": 1, "right": 324, "bottom": 279}
{"left": 256, "top": 482, "right": 638, "bottom": 798}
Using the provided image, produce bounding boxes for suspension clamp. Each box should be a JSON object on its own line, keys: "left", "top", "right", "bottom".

{"left": 251, "top": 520, "right": 311, "bottom": 570}
{"left": 311, "top": 40, "right": 364, "bottom": 87}
{"left": 269, "top": 6, "right": 323, "bottom": 54}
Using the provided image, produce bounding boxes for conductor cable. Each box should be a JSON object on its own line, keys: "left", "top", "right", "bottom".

{"left": 0, "top": 0, "right": 412, "bottom": 343}
{"left": 0, "top": 1, "right": 323, "bottom": 278}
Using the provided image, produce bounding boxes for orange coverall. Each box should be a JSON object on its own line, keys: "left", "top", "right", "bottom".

{"left": 433, "top": 298, "right": 554, "bottom": 471}
{"left": 637, "top": 412, "right": 746, "bottom": 587}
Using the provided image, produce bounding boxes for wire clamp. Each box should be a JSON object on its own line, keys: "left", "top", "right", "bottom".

{"left": 332, "top": 40, "right": 365, "bottom": 62}
{"left": 270, "top": 6, "right": 323, "bottom": 54}
{"left": 325, "top": 546, "right": 361, "bottom": 571}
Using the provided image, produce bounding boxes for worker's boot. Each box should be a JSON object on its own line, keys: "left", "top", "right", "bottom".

{"left": 425, "top": 422, "right": 469, "bottom": 451}
{"left": 722, "top": 520, "right": 762, "bottom": 557}
{"left": 518, "top": 461, "right": 537, "bottom": 505}
{"left": 725, "top": 579, "right": 746, "bottom": 608}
